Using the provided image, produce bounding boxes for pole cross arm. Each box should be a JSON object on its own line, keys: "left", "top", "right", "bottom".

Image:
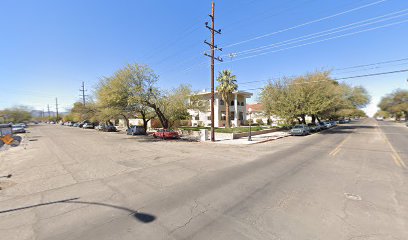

{"left": 205, "top": 25, "right": 221, "bottom": 34}
{"left": 215, "top": 56, "right": 223, "bottom": 62}
{"left": 204, "top": 40, "right": 216, "bottom": 48}
{"left": 203, "top": 53, "right": 223, "bottom": 62}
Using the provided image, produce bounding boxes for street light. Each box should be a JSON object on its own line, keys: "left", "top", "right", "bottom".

{"left": 248, "top": 107, "right": 252, "bottom": 141}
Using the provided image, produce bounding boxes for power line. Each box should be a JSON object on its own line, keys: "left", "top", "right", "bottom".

{"left": 143, "top": 23, "right": 200, "bottom": 62}
{"left": 165, "top": 0, "right": 314, "bottom": 75}
{"left": 223, "top": 9, "right": 408, "bottom": 57}
{"left": 333, "top": 62, "right": 408, "bottom": 75}
{"left": 180, "top": 8, "right": 407, "bottom": 76}
{"left": 237, "top": 57, "right": 408, "bottom": 85}
{"left": 221, "top": 0, "right": 315, "bottom": 32}
{"left": 335, "top": 69, "right": 408, "bottom": 80}
{"left": 240, "top": 68, "right": 408, "bottom": 92}
{"left": 171, "top": 0, "right": 364, "bottom": 75}
{"left": 221, "top": 19, "right": 408, "bottom": 64}
{"left": 334, "top": 57, "right": 408, "bottom": 71}
{"left": 223, "top": 0, "right": 388, "bottom": 49}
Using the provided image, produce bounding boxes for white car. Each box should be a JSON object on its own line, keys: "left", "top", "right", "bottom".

{"left": 12, "top": 125, "right": 26, "bottom": 134}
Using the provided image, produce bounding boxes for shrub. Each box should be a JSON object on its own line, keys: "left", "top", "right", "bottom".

{"left": 256, "top": 119, "right": 264, "bottom": 125}
{"left": 151, "top": 119, "right": 163, "bottom": 128}
{"left": 179, "top": 120, "right": 191, "bottom": 126}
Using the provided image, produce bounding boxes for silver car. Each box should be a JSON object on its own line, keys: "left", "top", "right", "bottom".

{"left": 290, "top": 124, "right": 310, "bottom": 136}
{"left": 12, "top": 125, "right": 26, "bottom": 134}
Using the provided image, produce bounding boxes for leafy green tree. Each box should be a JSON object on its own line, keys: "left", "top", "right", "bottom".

{"left": 96, "top": 69, "right": 134, "bottom": 127}
{"left": 70, "top": 102, "right": 98, "bottom": 123}
{"left": 260, "top": 72, "right": 340, "bottom": 124}
{"left": 96, "top": 63, "right": 194, "bottom": 130}
{"left": 216, "top": 70, "right": 238, "bottom": 128}
{"left": 378, "top": 89, "right": 408, "bottom": 121}
{"left": 0, "top": 106, "right": 32, "bottom": 123}
{"left": 260, "top": 71, "right": 370, "bottom": 124}
{"left": 374, "top": 110, "right": 391, "bottom": 119}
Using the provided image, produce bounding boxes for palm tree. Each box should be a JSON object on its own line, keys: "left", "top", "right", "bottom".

{"left": 216, "top": 70, "right": 238, "bottom": 128}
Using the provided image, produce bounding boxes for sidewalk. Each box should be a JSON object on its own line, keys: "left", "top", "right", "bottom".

{"left": 214, "top": 131, "right": 289, "bottom": 145}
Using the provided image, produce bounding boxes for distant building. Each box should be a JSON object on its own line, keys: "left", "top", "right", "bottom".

{"left": 246, "top": 103, "right": 284, "bottom": 125}
{"left": 118, "top": 119, "right": 151, "bottom": 128}
{"left": 188, "top": 91, "right": 253, "bottom": 127}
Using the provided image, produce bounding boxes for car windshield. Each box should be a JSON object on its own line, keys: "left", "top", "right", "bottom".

{"left": 293, "top": 125, "right": 303, "bottom": 129}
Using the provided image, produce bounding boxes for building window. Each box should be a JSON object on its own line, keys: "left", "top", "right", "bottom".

{"left": 230, "top": 111, "right": 235, "bottom": 120}
{"left": 221, "top": 111, "right": 226, "bottom": 120}
{"left": 193, "top": 114, "right": 199, "bottom": 120}
{"left": 231, "top": 101, "right": 234, "bottom": 106}
{"left": 207, "top": 115, "right": 211, "bottom": 120}
{"left": 220, "top": 100, "right": 224, "bottom": 105}
{"left": 241, "top": 102, "right": 244, "bottom": 106}
{"left": 239, "top": 112, "right": 244, "bottom": 120}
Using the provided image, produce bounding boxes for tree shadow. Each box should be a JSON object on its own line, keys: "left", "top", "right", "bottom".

{"left": 0, "top": 174, "right": 12, "bottom": 179}
{"left": 0, "top": 197, "right": 156, "bottom": 223}
{"left": 318, "top": 125, "right": 376, "bottom": 134}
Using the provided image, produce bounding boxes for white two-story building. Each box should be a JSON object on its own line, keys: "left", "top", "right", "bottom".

{"left": 188, "top": 91, "right": 253, "bottom": 127}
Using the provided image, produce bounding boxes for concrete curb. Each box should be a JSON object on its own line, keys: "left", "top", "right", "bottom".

{"left": 250, "top": 134, "right": 290, "bottom": 145}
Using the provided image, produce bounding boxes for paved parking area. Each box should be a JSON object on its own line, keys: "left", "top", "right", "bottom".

{"left": 0, "top": 125, "right": 285, "bottom": 201}
{"left": 1, "top": 120, "right": 406, "bottom": 240}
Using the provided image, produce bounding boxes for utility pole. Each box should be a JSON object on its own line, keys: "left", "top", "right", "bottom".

{"left": 55, "top": 98, "right": 59, "bottom": 122}
{"left": 204, "top": 1, "right": 223, "bottom": 142}
{"left": 47, "top": 104, "right": 50, "bottom": 121}
{"left": 80, "top": 81, "right": 87, "bottom": 106}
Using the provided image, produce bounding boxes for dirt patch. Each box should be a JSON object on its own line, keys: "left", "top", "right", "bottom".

{"left": 0, "top": 181, "right": 16, "bottom": 190}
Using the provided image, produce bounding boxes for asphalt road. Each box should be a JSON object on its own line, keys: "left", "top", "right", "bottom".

{"left": 0, "top": 119, "right": 407, "bottom": 240}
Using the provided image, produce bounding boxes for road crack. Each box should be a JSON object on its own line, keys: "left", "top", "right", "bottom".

{"left": 169, "top": 199, "right": 208, "bottom": 234}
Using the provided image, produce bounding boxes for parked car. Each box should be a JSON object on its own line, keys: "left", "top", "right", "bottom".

{"left": 82, "top": 123, "right": 94, "bottom": 129}
{"left": 106, "top": 125, "right": 116, "bottom": 132}
{"left": 17, "top": 123, "right": 28, "bottom": 128}
{"left": 322, "top": 121, "right": 332, "bottom": 128}
{"left": 73, "top": 123, "right": 79, "bottom": 127}
{"left": 339, "top": 119, "right": 346, "bottom": 124}
{"left": 330, "top": 121, "right": 337, "bottom": 127}
{"left": 152, "top": 129, "right": 180, "bottom": 139}
{"left": 307, "top": 123, "right": 321, "bottom": 132}
{"left": 290, "top": 124, "right": 310, "bottom": 136}
{"left": 97, "top": 124, "right": 117, "bottom": 132}
{"left": 12, "top": 125, "right": 26, "bottom": 134}
{"left": 127, "top": 126, "right": 146, "bottom": 135}
{"left": 318, "top": 122, "right": 328, "bottom": 130}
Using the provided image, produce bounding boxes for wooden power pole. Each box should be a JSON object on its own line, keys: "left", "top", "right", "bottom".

{"left": 204, "top": 1, "right": 223, "bottom": 142}
{"left": 80, "top": 81, "right": 87, "bottom": 106}
{"left": 47, "top": 104, "right": 50, "bottom": 121}
{"left": 55, "top": 98, "right": 59, "bottom": 122}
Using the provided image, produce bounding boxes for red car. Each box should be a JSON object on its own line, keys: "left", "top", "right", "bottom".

{"left": 152, "top": 129, "right": 180, "bottom": 139}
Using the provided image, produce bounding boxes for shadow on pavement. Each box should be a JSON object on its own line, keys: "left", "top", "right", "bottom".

{"left": 318, "top": 124, "right": 376, "bottom": 134}
{"left": 123, "top": 135, "right": 199, "bottom": 143}
{"left": 0, "top": 197, "right": 156, "bottom": 223}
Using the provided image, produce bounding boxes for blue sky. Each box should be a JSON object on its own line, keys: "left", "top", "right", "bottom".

{"left": 1, "top": 0, "right": 407, "bottom": 116}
